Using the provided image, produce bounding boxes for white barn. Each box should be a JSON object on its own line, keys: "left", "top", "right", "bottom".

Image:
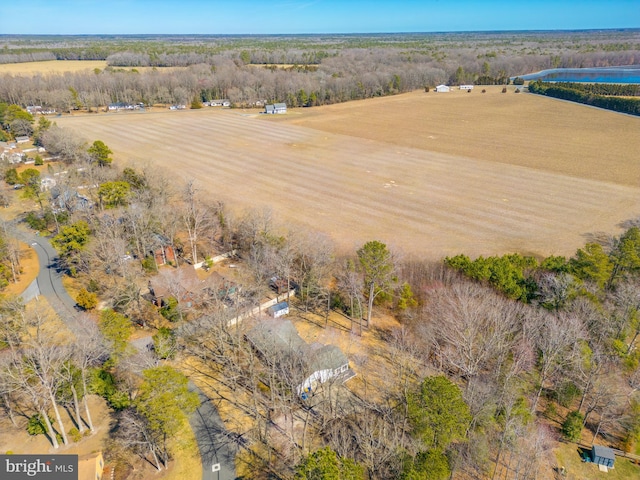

{"left": 435, "top": 85, "right": 450, "bottom": 93}
{"left": 265, "top": 103, "right": 287, "bottom": 114}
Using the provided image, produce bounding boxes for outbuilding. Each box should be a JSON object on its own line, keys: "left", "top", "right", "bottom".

{"left": 265, "top": 103, "right": 287, "bottom": 114}
{"left": 591, "top": 445, "right": 615, "bottom": 469}
{"left": 268, "top": 301, "right": 289, "bottom": 318}
{"left": 435, "top": 85, "right": 450, "bottom": 93}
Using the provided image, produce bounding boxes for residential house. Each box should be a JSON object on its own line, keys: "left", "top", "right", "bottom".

{"left": 210, "top": 99, "right": 231, "bottom": 107}
{"left": 148, "top": 265, "right": 237, "bottom": 308}
{"left": 246, "top": 319, "right": 352, "bottom": 396}
{"left": 149, "top": 234, "right": 176, "bottom": 267}
{"left": 148, "top": 264, "right": 200, "bottom": 308}
{"left": 269, "top": 276, "right": 290, "bottom": 294}
{"left": 78, "top": 451, "right": 104, "bottom": 480}
{"left": 26, "top": 105, "right": 42, "bottom": 114}
{"left": 50, "top": 186, "right": 93, "bottom": 212}
{"left": 435, "top": 85, "right": 450, "bottom": 93}
{"left": 203, "top": 270, "right": 238, "bottom": 300}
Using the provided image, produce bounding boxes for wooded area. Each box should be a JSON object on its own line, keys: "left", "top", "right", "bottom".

{"left": 0, "top": 30, "right": 638, "bottom": 110}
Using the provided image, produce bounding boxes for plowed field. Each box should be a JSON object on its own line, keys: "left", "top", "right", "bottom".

{"left": 56, "top": 87, "right": 640, "bottom": 259}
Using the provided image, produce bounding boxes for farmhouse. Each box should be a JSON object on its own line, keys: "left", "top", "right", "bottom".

{"left": 245, "top": 319, "right": 352, "bottom": 396}
{"left": 435, "top": 85, "right": 450, "bottom": 92}
{"left": 268, "top": 301, "right": 289, "bottom": 318}
{"left": 265, "top": 103, "right": 287, "bottom": 114}
{"left": 590, "top": 445, "right": 615, "bottom": 470}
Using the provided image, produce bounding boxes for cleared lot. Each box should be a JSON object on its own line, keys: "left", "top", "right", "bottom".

{"left": 56, "top": 88, "right": 640, "bottom": 259}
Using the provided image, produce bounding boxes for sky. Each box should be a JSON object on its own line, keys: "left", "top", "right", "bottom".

{"left": 2, "top": 0, "right": 639, "bottom": 35}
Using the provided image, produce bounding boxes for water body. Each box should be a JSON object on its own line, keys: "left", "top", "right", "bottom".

{"left": 513, "top": 66, "right": 640, "bottom": 83}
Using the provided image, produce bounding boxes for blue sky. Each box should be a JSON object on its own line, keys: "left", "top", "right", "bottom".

{"left": 3, "top": 1, "right": 639, "bottom": 35}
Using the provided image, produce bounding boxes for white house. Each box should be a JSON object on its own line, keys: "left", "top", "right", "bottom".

{"left": 297, "top": 343, "right": 350, "bottom": 396}
{"left": 435, "top": 85, "right": 450, "bottom": 93}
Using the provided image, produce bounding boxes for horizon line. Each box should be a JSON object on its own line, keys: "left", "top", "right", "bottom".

{"left": 1, "top": 27, "right": 639, "bottom": 37}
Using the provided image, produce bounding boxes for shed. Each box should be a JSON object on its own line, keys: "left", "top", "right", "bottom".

{"left": 268, "top": 301, "right": 289, "bottom": 318}
{"left": 435, "top": 85, "right": 450, "bottom": 93}
{"left": 591, "top": 445, "right": 615, "bottom": 469}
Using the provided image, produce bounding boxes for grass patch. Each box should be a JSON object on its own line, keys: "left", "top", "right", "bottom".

{"left": 160, "top": 420, "right": 201, "bottom": 480}
{"left": 555, "top": 442, "right": 640, "bottom": 480}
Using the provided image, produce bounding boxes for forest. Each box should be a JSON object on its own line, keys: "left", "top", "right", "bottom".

{"left": 0, "top": 101, "right": 639, "bottom": 479}
{"left": 0, "top": 30, "right": 639, "bottom": 110}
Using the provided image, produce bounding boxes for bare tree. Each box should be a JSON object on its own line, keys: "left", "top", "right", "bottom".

{"left": 530, "top": 311, "right": 584, "bottom": 414}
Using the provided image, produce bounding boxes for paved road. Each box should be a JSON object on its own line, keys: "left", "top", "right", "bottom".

{"left": 189, "top": 383, "right": 241, "bottom": 480}
{"left": 12, "top": 225, "right": 80, "bottom": 329}
{"left": 16, "top": 226, "right": 238, "bottom": 479}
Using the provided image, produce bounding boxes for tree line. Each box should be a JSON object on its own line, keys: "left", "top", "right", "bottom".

{"left": 528, "top": 80, "right": 640, "bottom": 116}
{"left": 0, "top": 31, "right": 638, "bottom": 110}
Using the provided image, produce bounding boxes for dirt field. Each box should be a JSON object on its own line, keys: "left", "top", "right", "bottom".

{"left": 55, "top": 87, "right": 640, "bottom": 259}
{"left": 0, "top": 60, "right": 108, "bottom": 75}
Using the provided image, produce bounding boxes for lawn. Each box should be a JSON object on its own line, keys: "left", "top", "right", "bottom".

{"left": 555, "top": 442, "right": 640, "bottom": 480}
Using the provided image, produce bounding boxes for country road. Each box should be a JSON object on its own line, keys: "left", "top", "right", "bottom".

{"left": 14, "top": 223, "right": 238, "bottom": 479}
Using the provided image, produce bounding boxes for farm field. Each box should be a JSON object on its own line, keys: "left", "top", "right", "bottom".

{"left": 55, "top": 87, "right": 640, "bottom": 259}
{"left": 0, "top": 60, "right": 181, "bottom": 75}
{"left": 0, "top": 60, "right": 108, "bottom": 74}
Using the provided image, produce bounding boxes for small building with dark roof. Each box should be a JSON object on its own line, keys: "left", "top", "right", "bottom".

{"left": 591, "top": 445, "right": 615, "bottom": 469}
{"left": 268, "top": 301, "right": 289, "bottom": 318}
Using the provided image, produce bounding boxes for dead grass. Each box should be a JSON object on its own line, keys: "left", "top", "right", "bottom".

{"left": 0, "top": 60, "right": 108, "bottom": 75}
{"left": 0, "top": 60, "right": 185, "bottom": 76}
{"left": 0, "top": 240, "right": 39, "bottom": 297}
{"left": 55, "top": 90, "right": 640, "bottom": 260}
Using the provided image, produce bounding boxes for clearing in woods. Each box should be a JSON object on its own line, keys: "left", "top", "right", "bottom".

{"left": 55, "top": 86, "right": 640, "bottom": 259}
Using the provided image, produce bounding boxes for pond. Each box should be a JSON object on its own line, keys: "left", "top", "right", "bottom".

{"left": 513, "top": 66, "right": 640, "bottom": 83}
